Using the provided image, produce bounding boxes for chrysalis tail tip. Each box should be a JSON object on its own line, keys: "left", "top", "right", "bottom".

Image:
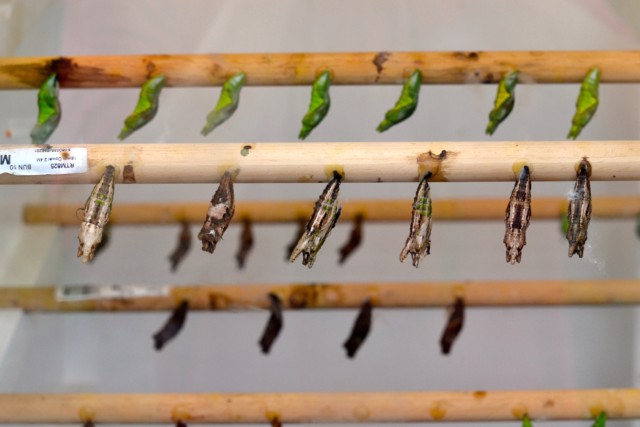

{"left": 376, "top": 121, "right": 391, "bottom": 133}
{"left": 485, "top": 123, "right": 496, "bottom": 136}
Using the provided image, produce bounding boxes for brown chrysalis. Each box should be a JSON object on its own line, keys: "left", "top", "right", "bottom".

{"left": 400, "top": 172, "right": 433, "bottom": 267}
{"left": 259, "top": 293, "right": 283, "bottom": 354}
{"left": 198, "top": 171, "right": 235, "bottom": 253}
{"left": 152, "top": 300, "right": 189, "bottom": 351}
{"left": 440, "top": 297, "right": 465, "bottom": 355}
{"left": 338, "top": 214, "right": 364, "bottom": 264}
{"left": 343, "top": 299, "right": 373, "bottom": 358}
{"left": 504, "top": 165, "right": 532, "bottom": 264}
{"left": 169, "top": 221, "right": 192, "bottom": 272}
{"left": 567, "top": 159, "right": 592, "bottom": 258}
{"left": 236, "top": 218, "right": 254, "bottom": 269}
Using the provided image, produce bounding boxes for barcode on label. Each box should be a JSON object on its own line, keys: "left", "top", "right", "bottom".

{"left": 0, "top": 147, "right": 88, "bottom": 176}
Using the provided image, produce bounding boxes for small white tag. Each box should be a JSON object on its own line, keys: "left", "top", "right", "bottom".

{"left": 55, "top": 285, "right": 171, "bottom": 302}
{"left": 0, "top": 147, "right": 87, "bottom": 175}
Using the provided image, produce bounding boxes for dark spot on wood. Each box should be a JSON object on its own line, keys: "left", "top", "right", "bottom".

{"left": 424, "top": 150, "right": 448, "bottom": 160}
{"left": 612, "top": 175, "right": 616, "bottom": 179}
{"left": 50, "top": 57, "right": 75, "bottom": 83}
{"left": 40, "top": 56, "right": 131, "bottom": 87}
{"left": 372, "top": 51, "right": 391, "bottom": 81}
{"left": 289, "top": 284, "right": 319, "bottom": 308}
{"left": 210, "top": 63, "right": 223, "bottom": 77}
{"left": 482, "top": 73, "right": 495, "bottom": 84}
{"left": 269, "top": 416, "right": 282, "bottom": 427}
{"left": 208, "top": 292, "right": 230, "bottom": 309}
{"left": 123, "top": 165, "right": 136, "bottom": 183}
{"left": 473, "top": 391, "right": 487, "bottom": 400}
{"left": 544, "top": 399, "right": 555, "bottom": 408}
{"left": 376, "top": 177, "right": 382, "bottom": 183}
{"left": 453, "top": 51, "right": 480, "bottom": 61}
{"left": 474, "top": 71, "right": 480, "bottom": 77}
{"left": 145, "top": 60, "right": 157, "bottom": 79}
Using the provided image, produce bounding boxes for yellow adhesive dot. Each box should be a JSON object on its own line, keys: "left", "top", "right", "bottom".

{"left": 511, "top": 161, "right": 532, "bottom": 178}
{"left": 324, "top": 165, "right": 345, "bottom": 181}
{"left": 430, "top": 403, "right": 447, "bottom": 420}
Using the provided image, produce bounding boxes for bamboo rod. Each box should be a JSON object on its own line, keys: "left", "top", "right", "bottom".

{"left": 2, "top": 51, "right": 640, "bottom": 89}
{"left": 22, "top": 196, "right": 640, "bottom": 225}
{"left": 2, "top": 280, "right": 639, "bottom": 311}
{"left": 1, "top": 142, "right": 639, "bottom": 184}
{"left": 0, "top": 390, "right": 637, "bottom": 423}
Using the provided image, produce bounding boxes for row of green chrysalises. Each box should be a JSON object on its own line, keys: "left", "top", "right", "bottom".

{"left": 28, "top": 67, "right": 601, "bottom": 144}
{"left": 486, "top": 67, "right": 600, "bottom": 138}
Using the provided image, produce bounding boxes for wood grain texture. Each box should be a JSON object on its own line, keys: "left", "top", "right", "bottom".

{"left": 2, "top": 280, "right": 640, "bottom": 311}
{"left": 0, "top": 390, "right": 636, "bottom": 423}
{"left": 1, "top": 141, "right": 639, "bottom": 184}
{"left": 2, "top": 51, "right": 640, "bottom": 88}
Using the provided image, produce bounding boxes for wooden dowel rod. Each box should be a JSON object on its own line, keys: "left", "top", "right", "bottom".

{"left": 2, "top": 51, "right": 640, "bottom": 89}
{"left": 0, "top": 389, "right": 637, "bottom": 423}
{"left": 22, "top": 196, "right": 640, "bottom": 225}
{"left": 1, "top": 142, "right": 639, "bottom": 184}
{"left": 2, "top": 280, "right": 640, "bottom": 311}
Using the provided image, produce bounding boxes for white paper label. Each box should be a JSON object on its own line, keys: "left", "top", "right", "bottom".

{"left": 0, "top": 147, "right": 87, "bottom": 175}
{"left": 56, "top": 285, "right": 171, "bottom": 302}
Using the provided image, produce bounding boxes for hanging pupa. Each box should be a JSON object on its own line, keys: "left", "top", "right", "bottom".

{"left": 152, "top": 300, "right": 189, "bottom": 351}
{"left": 77, "top": 165, "right": 116, "bottom": 263}
{"left": 338, "top": 214, "right": 364, "bottom": 264}
{"left": 440, "top": 297, "right": 464, "bottom": 355}
{"left": 567, "top": 159, "right": 592, "bottom": 257}
{"left": 298, "top": 71, "right": 331, "bottom": 139}
{"left": 198, "top": 171, "right": 235, "bottom": 253}
{"left": 168, "top": 221, "right": 192, "bottom": 272}
{"left": 236, "top": 217, "right": 254, "bottom": 269}
{"left": 376, "top": 69, "right": 421, "bottom": 132}
{"left": 504, "top": 165, "right": 532, "bottom": 264}
{"left": 201, "top": 72, "right": 246, "bottom": 136}
{"left": 400, "top": 172, "right": 433, "bottom": 267}
{"left": 485, "top": 70, "right": 518, "bottom": 135}
{"left": 568, "top": 67, "right": 600, "bottom": 139}
{"left": 118, "top": 75, "right": 165, "bottom": 140}
{"left": 30, "top": 74, "right": 61, "bottom": 145}
{"left": 258, "top": 293, "right": 283, "bottom": 354}
{"left": 290, "top": 171, "right": 342, "bottom": 268}
{"left": 343, "top": 299, "right": 372, "bottom": 359}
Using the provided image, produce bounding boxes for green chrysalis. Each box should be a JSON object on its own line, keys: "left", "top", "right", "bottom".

{"left": 118, "top": 75, "right": 166, "bottom": 140}
{"left": 299, "top": 70, "right": 331, "bottom": 140}
{"left": 592, "top": 412, "right": 606, "bottom": 427}
{"left": 522, "top": 414, "right": 533, "bottom": 427}
{"left": 568, "top": 67, "right": 601, "bottom": 140}
{"left": 30, "top": 73, "right": 61, "bottom": 145}
{"left": 376, "top": 69, "right": 422, "bottom": 132}
{"left": 486, "top": 70, "right": 518, "bottom": 135}
{"left": 201, "top": 72, "right": 246, "bottom": 136}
